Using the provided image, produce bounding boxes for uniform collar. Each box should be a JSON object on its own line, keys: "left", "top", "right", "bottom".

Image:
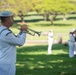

{"left": 0, "top": 25, "right": 8, "bottom": 29}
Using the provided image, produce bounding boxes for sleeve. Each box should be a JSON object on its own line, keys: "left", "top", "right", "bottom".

{"left": 1, "top": 31, "right": 26, "bottom": 46}
{"left": 69, "top": 34, "right": 75, "bottom": 43}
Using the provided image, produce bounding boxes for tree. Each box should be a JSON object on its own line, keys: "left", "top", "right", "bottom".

{"left": 14, "top": 0, "right": 33, "bottom": 22}
{"left": 0, "top": 0, "right": 33, "bottom": 22}
{"left": 0, "top": 0, "right": 17, "bottom": 14}
{"left": 32, "top": 0, "right": 76, "bottom": 25}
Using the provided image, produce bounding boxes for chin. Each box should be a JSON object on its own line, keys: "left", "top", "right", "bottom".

{"left": 9, "top": 24, "right": 12, "bottom": 27}
{"left": 10, "top": 23, "right": 13, "bottom": 26}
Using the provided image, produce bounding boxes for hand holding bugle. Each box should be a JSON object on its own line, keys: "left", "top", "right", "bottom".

{"left": 13, "top": 23, "right": 42, "bottom": 36}
{"left": 20, "top": 25, "right": 28, "bottom": 31}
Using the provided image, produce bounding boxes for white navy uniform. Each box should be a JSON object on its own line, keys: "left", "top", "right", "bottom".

{"left": 74, "top": 34, "right": 76, "bottom": 54}
{"left": 48, "top": 31, "right": 53, "bottom": 54}
{"left": 0, "top": 25, "right": 26, "bottom": 75}
{"left": 68, "top": 33, "right": 76, "bottom": 58}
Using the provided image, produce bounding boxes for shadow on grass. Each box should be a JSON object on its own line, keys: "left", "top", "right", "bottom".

{"left": 14, "top": 18, "right": 44, "bottom": 23}
{"left": 16, "top": 44, "right": 76, "bottom": 75}
{"left": 14, "top": 18, "right": 72, "bottom": 27}
{"left": 34, "top": 23, "right": 72, "bottom": 26}
{"left": 54, "top": 24, "right": 71, "bottom": 26}
{"left": 13, "top": 20, "right": 72, "bottom": 27}
{"left": 25, "top": 14, "right": 43, "bottom": 17}
{"left": 54, "top": 16, "right": 76, "bottom": 21}
{"left": 67, "top": 16, "right": 76, "bottom": 20}
{"left": 25, "top": 19, "right": 44, "bottom": 22}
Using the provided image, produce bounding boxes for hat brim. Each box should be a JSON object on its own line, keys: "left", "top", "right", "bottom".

{"left": 0, "top": 11, "right": 13, "bottom": 17}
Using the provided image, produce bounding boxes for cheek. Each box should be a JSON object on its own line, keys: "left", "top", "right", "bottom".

{"left": 10, "top": 19, "right": 13, "bottom": 23}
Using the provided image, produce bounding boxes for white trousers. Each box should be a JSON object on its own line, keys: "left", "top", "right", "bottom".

{"left": 48, "top": 39, "right": 53, "bottom": 54}
{"left": 68, "top": 41, "right": 75, "bottom": 58}
{"left": 69, "top": 44, "right": 75, "bottom": 58}
{"left": 0, "top": 64, "right": 16, "bottom": 75}
{"left": 74, "top": 44, "right": 76, "bottom": 54}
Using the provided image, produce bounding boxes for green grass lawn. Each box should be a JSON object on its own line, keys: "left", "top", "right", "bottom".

{"left": 16, "top": 44, "right": 76, "bottom": 75}
{"left": 11, "top": 13, "right": 76, "bottom": 42}
{"left": 11, "top": 12, "right": 76, "bottom": 75}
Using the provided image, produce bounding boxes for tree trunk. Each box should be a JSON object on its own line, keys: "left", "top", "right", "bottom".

{"left": 50, "top": 13, "right": 57, "bottom": 25}
{"left": 50, "top": 18, "right": 54, "bottom": 25}
{"left": 21, "top": 15, "right": 24, "bottom": 22}
{"left": 18, "top": 11, "right": 25, "bottom": 22}
{"left": 63, "top": 14, "right": 67, "bottom": 21}
{"left": 43, "top": 13, "right": 49, "bottom": 21}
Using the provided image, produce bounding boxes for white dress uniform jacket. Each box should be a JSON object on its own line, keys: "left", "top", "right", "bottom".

{"left": 0, "top": 25, "right": 26, "bottom": 64}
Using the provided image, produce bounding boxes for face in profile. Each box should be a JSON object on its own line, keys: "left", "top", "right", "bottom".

{"left": 6, "top": 16, "right": 14, "bottom": 26}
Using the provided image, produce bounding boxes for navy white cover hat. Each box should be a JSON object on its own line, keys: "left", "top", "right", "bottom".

{"left": 70, "top": 28, "right": 76, "bottom": 32}
{"left": 0, "top": 11, "right": 13, "bottom": 17}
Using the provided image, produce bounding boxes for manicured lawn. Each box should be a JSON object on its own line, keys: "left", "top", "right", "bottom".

{"left": 11, "top": 13, "right": 76, "bottom": 42}
{"left": 16, "top": 44, "right": 76, "bottom": 75}
{"left": 11, "top": 12, "right": 76, "bottom": 75}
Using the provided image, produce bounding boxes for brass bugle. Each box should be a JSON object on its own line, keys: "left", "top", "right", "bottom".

{"left": 13, "top": 23, "right": 42, "bottom": 36}
{"left": 27, "top": 28, "right": 42, "bottom": 36}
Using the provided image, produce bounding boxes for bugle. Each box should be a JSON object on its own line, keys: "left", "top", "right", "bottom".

{"left": 13, "top": 23, "right": 42, "bottom": 36}
{"left": 27, "top": 28, "right": 42, "bottom": 36}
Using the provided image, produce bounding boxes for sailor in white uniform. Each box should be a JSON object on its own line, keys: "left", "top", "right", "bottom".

{"left": 68, "top": 28, "right": 76, "bottom": 58}
{"left": 74, "top": 30, "right": 76, "bottom": 55}
{"left": 0, "top": 11, "right": 27, "bottom": 75}
{"left": 48, "top": 30, "right": 54, "bottom": 54}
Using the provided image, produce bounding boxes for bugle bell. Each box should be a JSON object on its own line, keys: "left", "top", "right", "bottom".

{"left": 27, "top": 28, "right": 42, "bottom": 36}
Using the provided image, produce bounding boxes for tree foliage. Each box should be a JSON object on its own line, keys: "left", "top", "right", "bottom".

{"left": 32, "top": 0, "right": 76, "bottom": 14}
{"left": 32, "top": 0, "right": 76, "bottom": 25}
{"left": 0, "top": 0, "right": 76, "bottom": 24}
{"left": 0, "top": 0, "right": 33, "bottom": 22}
{"left": 0, "top": 0, "right": 17, "bottom": 14}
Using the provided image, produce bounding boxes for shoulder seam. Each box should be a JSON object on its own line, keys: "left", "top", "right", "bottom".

{"left": 0, "top": 29, "right": 8, "bottom": 35}
{"left": 6, "top": 32, "right": 12, "bottom": 36}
